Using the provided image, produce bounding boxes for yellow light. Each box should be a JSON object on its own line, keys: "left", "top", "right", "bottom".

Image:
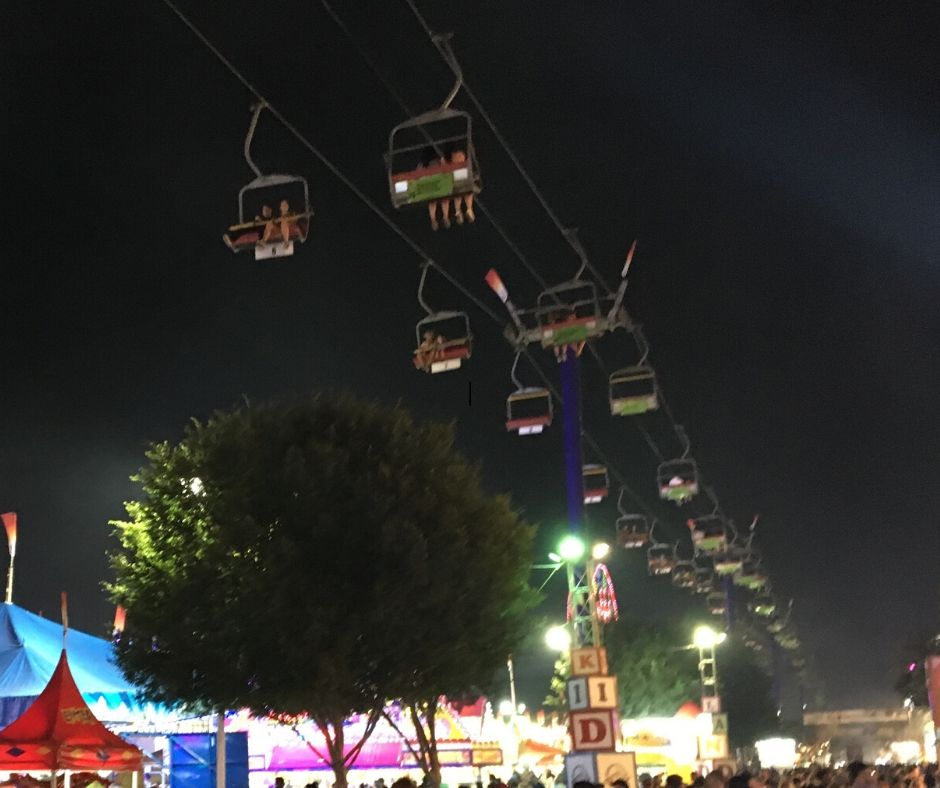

{"left": 545, "top": 625, "right": 572, "bottom": 652}
{"left": 693, "top": 625, "right": 727, "bottom": 649}
{"left": 498, "top": 700, "right": 514, "bottom": 717}
{"left": 591, "top": 542, "right": 611, "bottom": 560}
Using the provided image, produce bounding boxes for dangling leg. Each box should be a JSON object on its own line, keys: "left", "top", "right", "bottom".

{"left": 440, "top": 198, "right": 451, "bottom": 229}
{"left": 453, "top": 196, "right": 464, "bottom": 225}
{"left": 280, "top": 220, "right": 292, "bottom": 248}
{"left": 260, "top": 221, "right": 276, "bottom": 245}
{"left": 428, "top": 201, "right": 439, "bottom": 231}
{"left": 465, "top": 192, "right": 475, "bottom": 222}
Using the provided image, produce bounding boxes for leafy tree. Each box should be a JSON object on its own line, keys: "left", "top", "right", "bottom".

{"left": 110, "top": 393, "right": 535, "bottom": 788}
{"left": 543, "top": 654, "right": 571, "bottom": 714}
{"left": 719, "top": 636, "right": 779, "bottom": 748}
{"left": 605, "top": 619, "right": 700, "bottom": 718}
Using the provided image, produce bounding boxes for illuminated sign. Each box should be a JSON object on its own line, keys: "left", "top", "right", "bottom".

{"left": 471, "top": 747, "right": 504, "bottom": 767}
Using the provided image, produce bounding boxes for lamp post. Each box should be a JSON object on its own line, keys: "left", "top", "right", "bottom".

{"left": 693, "top": 625, "right": 726, "bottom": 711}
{"left": 555, "top": 536, "right": 609, "bottom": 647}
{"left": 505, "top": 626, "right": 575, "bottom": 725}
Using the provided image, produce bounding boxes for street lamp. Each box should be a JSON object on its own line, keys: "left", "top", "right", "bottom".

{"left": 693, "top": 625, "right": 727, "bottom": 650}
{"left": 693, "top": 625, "right": 726, "bottom": 711}
{"left": 591, "top": 542, "right": 611, "bottom": 561}
{"left": 557, "top": 535, "right": 586, "bottom": 562}
{"left": 545, "top": 625, "right": 572, "bottom": 652}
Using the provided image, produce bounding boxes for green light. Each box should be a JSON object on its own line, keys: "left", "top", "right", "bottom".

{"left": 557, "top": 535, "right": 585, "bottom": 562}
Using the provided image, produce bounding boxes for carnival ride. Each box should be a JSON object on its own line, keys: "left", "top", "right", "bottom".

{"left": 161, "top": 0, "right": 809, "bottom": 702}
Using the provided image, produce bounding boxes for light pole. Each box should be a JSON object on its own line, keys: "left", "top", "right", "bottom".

{"left": 505, "top": 626, "right": 575, "bottom": 724}
{"left": 556, "top": 535, "right": 610, "bottom": 647}
{"left": 693, "top": 625, "right": 727, "bottom": 711}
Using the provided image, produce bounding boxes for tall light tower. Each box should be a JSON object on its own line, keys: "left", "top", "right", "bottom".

{"left": 693, "top": 625, "right": 726, "bottom": 713}
{"left": 485, "top": 264, "right": 636, "bottom": 787}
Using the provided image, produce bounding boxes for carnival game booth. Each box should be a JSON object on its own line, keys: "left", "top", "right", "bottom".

{"left": 0, "top": 605, "right": 142, "bottom": 728}
{"left": 0, "top": 649, "right": 143, "bottom": 787}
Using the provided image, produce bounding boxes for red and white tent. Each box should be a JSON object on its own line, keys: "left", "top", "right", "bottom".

{"left": 0, "top": 649, "right": 141, "bottom": 780}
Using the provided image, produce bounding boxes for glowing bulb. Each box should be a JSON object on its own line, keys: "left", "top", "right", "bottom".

{"left": 545, "top": 625, "right": 572, "bottom": 652}
{"left": 557, "top": 535, "right": 585, "bottom": 562}
{"left": 591, "top": 542, "right": 610, "bottom": 560}
{"left": 693, "top": 625, "right": 726, "bottom": 649}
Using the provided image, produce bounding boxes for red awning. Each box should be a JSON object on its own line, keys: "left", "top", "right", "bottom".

{"left": 0, "top": 650, "right": 142, "bottom": 772}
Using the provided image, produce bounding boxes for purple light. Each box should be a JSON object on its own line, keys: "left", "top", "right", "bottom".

{"left": 909, "top": 662, "right": 918, "bottom": 672}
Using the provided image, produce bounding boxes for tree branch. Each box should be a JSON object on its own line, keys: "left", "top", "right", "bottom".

{"left": 382, "top": 706, "right": 428, "bottom": 773}
{"left": 342, "top": 705, "right": 383, "bottom": 766}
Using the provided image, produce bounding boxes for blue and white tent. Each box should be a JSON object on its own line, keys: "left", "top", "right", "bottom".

{"left": 0, "top": 603, "right": 146, "bottom": 726}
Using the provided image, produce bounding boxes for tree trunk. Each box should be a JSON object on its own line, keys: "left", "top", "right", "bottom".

{"left": 326, "top": 717, "right": 347, "bottom": 788}
{"left": 410, "top": 699, "right": 442, "bottom": 788}
{"left": 428, "top": 758, "right": 442, "bottom": 788}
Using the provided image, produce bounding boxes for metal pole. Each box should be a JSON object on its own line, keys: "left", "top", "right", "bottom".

{"left": 216, "top": 710, "right": 226, "bottom": 788}
{"left": 507, "top": 655, "right": 517, "bottom": 715}
{"left": 559, "top": 347, "right": 584, "bottom": 535}
{"left": 699, "top": 644, "right": 718, "bottom": 705}
{"left": 5, "top": 555, "right": 13, "bottom": 605}
{"left": 560, "top": 347, "right": 593, "bottom": 647}
{"left": 723, "top": 574, "right": 734, "bottom": 629}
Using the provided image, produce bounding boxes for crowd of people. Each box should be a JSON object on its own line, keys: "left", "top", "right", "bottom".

{"left": 267, "top": 762, "right": 940, "bottom": 788}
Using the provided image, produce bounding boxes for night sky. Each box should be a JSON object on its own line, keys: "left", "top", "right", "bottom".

{"left": 2, "top": 2, "right": 938, "bottom": 712}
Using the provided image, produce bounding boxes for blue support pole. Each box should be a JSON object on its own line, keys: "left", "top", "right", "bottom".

{"left": 723, "top": 574, "right": 735, "bottom": 629}
{"left": 560, "top": 348, "right": 584, "bottom": 535}
{"left": 560, "top": 347, "right": 595, "bottom": 645}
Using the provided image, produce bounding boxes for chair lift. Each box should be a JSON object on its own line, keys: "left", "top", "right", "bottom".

{"left": 583, "top": 464, "right": 609, "bottom": 504}
{"left": 687, "top": 514, "right": 728, "bottom": 555}
{"left": 609, "top": 365, "right": 659, "bottom": 416}
{"left": 749, "top": 591, "right": 777, "bottom": 618}
{"left": 712, "top": 518, "right": 744, "bottom": 575}
{"left": 535, "top": 279, "right": 604, "bottom": 349}
{"left": 706, "top": 590, "right": 727, "bottom": 617}
{"left": 413, "top": 264, "right": 472, "bottom": 374}
{"left": 731, "top": 517, "right": 765, "bottom": 587}
{"left": 386, "top": 58, "right": 480, "bottom": 212}
{"left": 505, "top": 353, "right": 552, "bottom": 435}
{"left": 765, "top": 600, "right": 792, "bottom": 633}
{"left": 657, "top": 426, "right": 699, "bottom": 504}
{"left": 616, "top": 515, "right": 650, "bottom": 549}
{"left": 647, "top": 525, "right": 676, "bottom": 576}
{"left": 672, "top": 557, "right": 696, "bottom": 590}
{"left": 657, "top": 459, "right": 700, "bottom": 503}
{"left": 713, "top": 545, "right": 745, "bottom": 576}
{"left": 734, "top": 556, "right": 769, "bottom": 591}
{"left": 222, "top": 103, "right": 313, "bottom": 261}
{"left": 614, "top": 489, "right": 650, "bottom": 549}
{"left": 693, "top": 561, "right": 714, "bottom": 595}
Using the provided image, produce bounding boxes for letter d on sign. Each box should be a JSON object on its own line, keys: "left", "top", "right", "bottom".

{"left": 569, "top": 710, "right": 616, "bottom": 751}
